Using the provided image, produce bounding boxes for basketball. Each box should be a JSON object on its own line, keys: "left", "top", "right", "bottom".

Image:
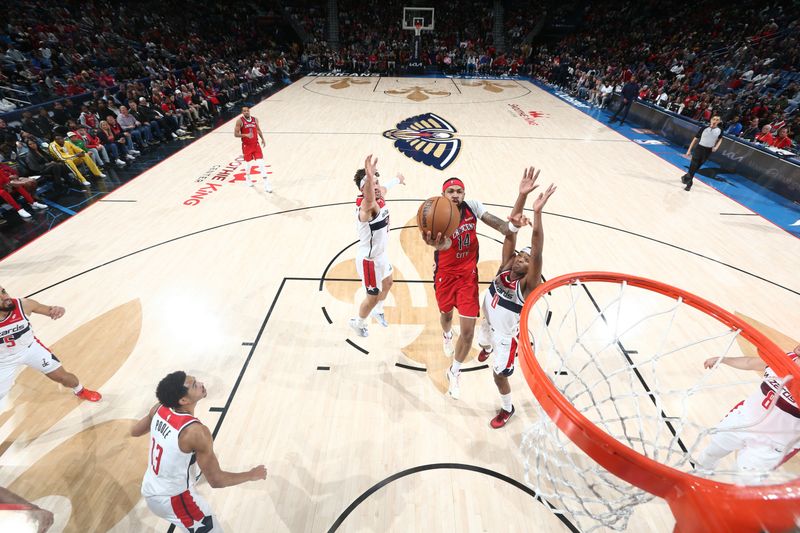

{"left": 417, "top": 197, "right": 460, "bottom": 237}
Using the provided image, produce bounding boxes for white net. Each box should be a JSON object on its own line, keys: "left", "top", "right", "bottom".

{"left": 520, "top": 277, "right": 800, "bottom": 532}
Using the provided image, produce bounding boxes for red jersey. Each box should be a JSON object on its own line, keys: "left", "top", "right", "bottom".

{"left": 434, "top": 199, "right": 487, "bottom": 275}
{"left": 239, "top": 116, "right": 259, "bottom": 146}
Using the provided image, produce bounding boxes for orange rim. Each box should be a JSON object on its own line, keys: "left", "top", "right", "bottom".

{"left": 518, "top": 272, "right": 800, "bottom": 533}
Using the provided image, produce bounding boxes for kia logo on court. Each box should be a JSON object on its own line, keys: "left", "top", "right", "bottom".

{"left": 383, "top": 113, "right": 461, "bottom": 170}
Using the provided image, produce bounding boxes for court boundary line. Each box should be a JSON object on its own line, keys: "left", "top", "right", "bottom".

{"left": 21, "top": 200, "right": 798, "bottom": 300}
{"left": 326, "top": 462, "right": 582, "bottom": 533}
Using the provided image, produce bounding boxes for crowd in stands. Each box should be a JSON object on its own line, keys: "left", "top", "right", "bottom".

{"left": 0, "top": 0, "right": 301, "bottom": 220}
{"left": 531, "top": 0, "right": 799, "bottom": 153}
{"left": 299, "top": 0, "right": 530, "bottom": 76}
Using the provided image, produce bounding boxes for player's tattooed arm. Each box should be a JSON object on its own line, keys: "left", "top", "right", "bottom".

{"left": 130, "top": 403, "right": 160, "bottom": 437}
{"left": 480, "top": 211, "right": 513, "bottom": 236}
{"left": 20, "top": 299, "right": 65, "bottom": 320}
{"left": 233, "top": 118, "right": 243, "bottom": 137}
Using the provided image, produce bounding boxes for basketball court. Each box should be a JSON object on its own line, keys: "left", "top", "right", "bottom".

{"left": 0, "top": 74, "right": 798, "bottom": 532}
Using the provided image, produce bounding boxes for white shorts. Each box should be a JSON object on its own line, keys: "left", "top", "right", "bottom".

{"left": 708, "top": 400, "right": 794, "bottom": 471}
{"left": 356, "top": 253, "right": 392, "bottom": 295}
{"left": 145, "top": 488, "right": 223, "bottom": 532}
{"left": 477, "top": 319, "right": 517, "bottom": 376}
{"left": 0, "top": 338, "right": 62, "bottom": 401}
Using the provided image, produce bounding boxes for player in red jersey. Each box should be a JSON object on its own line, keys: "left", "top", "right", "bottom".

{"left": 132, "top": 371, "right": 266, "bottom": 531}
{"left": 423, "top": 177, "right": 517, "bottom": 400}
{"left": 234, "top": 106, "right": 272, "bottom": 192}
{"left": 0, "top": 285, "right": 101, "bottom": 408}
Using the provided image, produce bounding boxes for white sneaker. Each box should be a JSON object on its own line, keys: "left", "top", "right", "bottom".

{"left": 442, "top": 331, "right": 455, "bottom": 357}
{"left": 371, "top": 310, "right": 388, "bottom": 327}
{"left": 446, "top": 367, "right": 460, "bottom": 400}
{"left": 170, "top": 132, "right": 178, "bottom": 139}
{"left": 348, "top": 318, "right": 368, "bottom": 337}
{"left": 129, "top": 149, "right": 141, "bottom": 155}
{"left": 17, "top": 208, "right": 32, "bottom": 219}
{"left": 125, "top": 154, "right": 136, "bottom": 160}
{"left": 98, "top": 173, "right": 107, "bottom": 178}
{"left": 115, "top": 158, "right": 126, "bottom": 166}
{"left": 31, "top": 202, "right": 48, "bottom": 210}
{"left": 263, "top": 178, "right": 273, "bottom": 193}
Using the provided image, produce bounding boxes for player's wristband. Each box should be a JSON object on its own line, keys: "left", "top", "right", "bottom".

{"left": 384, "top": 177, "right": 401, "bottom": 190}
{"left": 508, "top": 221, "right": 520, "bottom": 233}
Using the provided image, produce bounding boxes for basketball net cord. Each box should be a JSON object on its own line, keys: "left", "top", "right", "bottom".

{"left": 520, "top": 279, "right": 799, "bottom": 532}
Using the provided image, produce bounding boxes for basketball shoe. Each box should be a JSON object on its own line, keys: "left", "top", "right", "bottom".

{"left": 477, "top": 345, "right": 493, "bottom": 363}
{"left": 442, "top": 331, "right": 455, "bottom": 357}
{"left": 348, "top": 318, "right": 368, "bottom": 337}
{"left": 446, "top": 367, "right": 460, "bottom": 400}
{"left": 263, "top": 178, "right": 273, "bottom": 193}
{"left": 75, "top": 387, "right": 102, "bottom": 402}
{"left": 371, "top": 310, "right": 388, "bottom": 327}
{"left": 490, "top": 406, "right": 515, "bottom": 428}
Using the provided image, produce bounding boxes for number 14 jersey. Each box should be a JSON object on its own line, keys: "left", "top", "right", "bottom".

{"left": 434, "top": 199, "right": 487, "bottom": 275}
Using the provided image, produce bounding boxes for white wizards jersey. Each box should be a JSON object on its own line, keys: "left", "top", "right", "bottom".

{"left": 355, "top": 197, "right": 389, "bottom": 259}
{"left": 0, "top": 299, "right": 36, "bottom": 359}
{"left": 483, "top": 270, "right": 525, "bottom": 335}
{"left": 141, "top": 405, "right": 201, "bottom": 498}
{"left": 739, "top": 353, "right": 800, "bottom": 448}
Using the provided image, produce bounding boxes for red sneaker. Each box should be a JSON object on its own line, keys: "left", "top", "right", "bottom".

{"left": 75, "top": 388, "right": 102, "bottom": 402}
{"left": 477, "top": 347, "right": 493, "bottom": 363}
{"left": 490, "top": 406, "right": 515, "bottom": 429}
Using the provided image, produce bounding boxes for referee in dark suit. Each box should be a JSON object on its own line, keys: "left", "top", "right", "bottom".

{"left": 608, "top": 78, "right": 640, "bottom": 126}
{"left": 681, "top": 115, "right": 723, "bottom": 191}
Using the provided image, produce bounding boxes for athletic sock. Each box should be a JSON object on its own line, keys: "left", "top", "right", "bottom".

{"left": 500, "top": 393, "right": 513, "bottom": 413}
{"left": 443, "top": 329, "right": 453, "bottom": 339}
{"left": 450, "top": 360, "right": 462, "bottom": 374}
{"left": 373, "top": 300, "right": 384, "bottom": 314}
{"left": 72, "top": 384, "right": 84, "bottom": 394}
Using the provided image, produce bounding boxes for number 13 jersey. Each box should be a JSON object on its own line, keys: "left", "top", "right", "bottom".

{"left": 142, "top": 405, "right": 201, "bottom": 498}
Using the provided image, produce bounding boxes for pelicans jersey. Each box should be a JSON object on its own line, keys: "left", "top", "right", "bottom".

{"left": 434, "top": 199, "right": 487, "bottom": 275}
{"left": 239, "top": 116, "right": 262, "bottom": 161}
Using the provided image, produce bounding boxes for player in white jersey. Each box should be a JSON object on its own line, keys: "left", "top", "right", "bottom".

{"left": 0, "top": 285, "right": 101, "bottom": 409}
{"left": 475, "top": 168, "right": 557, "bottom": 428}
{"left": 132, "top": 371, "right": 266, "bottom": 532}
{"left": 348, "top": 154, "right": 405, "bottom": 337}
{"left": 696, "top": 344, "right": 800, "bottom": 474}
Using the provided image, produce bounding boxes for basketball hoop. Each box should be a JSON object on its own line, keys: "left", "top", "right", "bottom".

{"left": 518, "top": 272, "right": 800, "bottom": 533}
{"left": 414, "top": 21, "right": 423, "bottom": 37}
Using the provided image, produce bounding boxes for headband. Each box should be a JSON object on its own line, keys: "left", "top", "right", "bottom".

{"left": 519, "top": 247, "right": 531, "bottom": 255}
{"left": 442, "top": 177, "right": 465, "bottom": 192}
{"left": 359, "top": 171, "right": 380, "bottom": 190}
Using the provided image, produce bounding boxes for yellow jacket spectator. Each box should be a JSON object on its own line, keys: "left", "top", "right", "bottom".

{"left": 48, "top": 133, "right": 105, "bottom": 185}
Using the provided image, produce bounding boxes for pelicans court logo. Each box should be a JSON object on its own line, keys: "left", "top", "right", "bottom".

{"left": 383, "top": 113, "right": 461, "bottom": 171}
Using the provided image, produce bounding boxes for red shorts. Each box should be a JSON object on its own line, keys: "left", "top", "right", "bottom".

{"left": 242, "top": 143, "right": 263, "bottom": 161}
{"left": 434, "top": 269, "right": 480, "bottom": 318}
